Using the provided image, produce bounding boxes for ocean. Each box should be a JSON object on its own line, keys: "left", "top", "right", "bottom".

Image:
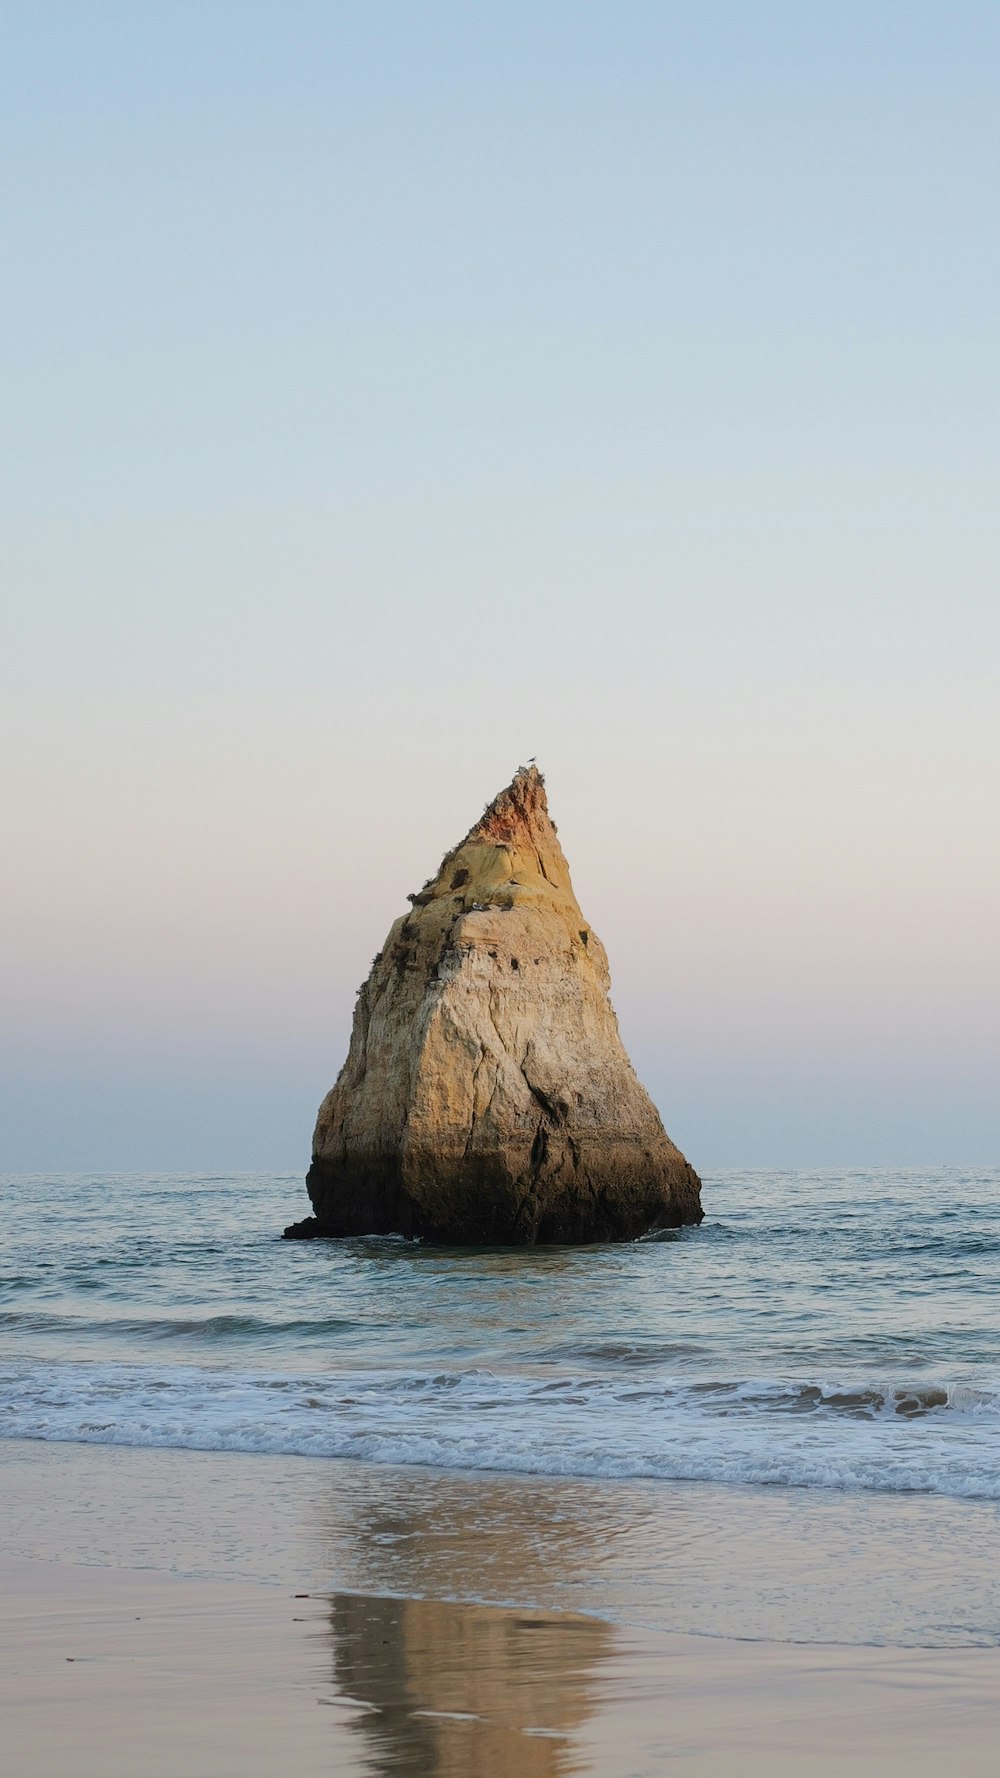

{"left": 5, "top": 1167, "right": 1000, "bottom": 1648}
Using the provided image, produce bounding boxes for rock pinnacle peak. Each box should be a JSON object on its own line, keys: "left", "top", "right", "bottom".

{"left": 469, "top": 763, "right": 550, "bottom": 844}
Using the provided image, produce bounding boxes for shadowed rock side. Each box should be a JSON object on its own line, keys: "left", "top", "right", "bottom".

{"left": 286, "top": 766, "right": 702, "bottom": 1244}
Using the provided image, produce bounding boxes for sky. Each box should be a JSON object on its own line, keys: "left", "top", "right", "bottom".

{"left": 3, "top": 1, "right": 998, "bottom": 1171}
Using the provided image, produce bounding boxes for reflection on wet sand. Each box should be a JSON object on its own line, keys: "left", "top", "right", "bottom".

{"left": 319, "top": 1461, "right": 621, "bottom": 1775}
{"left": 6, "top": 1550, "right": 1000, "bottom": 1778}
{"left": 315, "top": 1461, "right": 656, "bottom": 1619}
{"left": 328, "top": 1592, "right": 612, "bottom": 1778}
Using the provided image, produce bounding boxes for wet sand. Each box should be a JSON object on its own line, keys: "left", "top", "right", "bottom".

{"left": 4, "top": 1554, "right": 1000, "bottom": 1777}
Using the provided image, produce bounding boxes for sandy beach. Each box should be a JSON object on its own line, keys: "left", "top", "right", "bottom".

{"left": 5, "top": 1551, "right": 1000, "bottom": 1778}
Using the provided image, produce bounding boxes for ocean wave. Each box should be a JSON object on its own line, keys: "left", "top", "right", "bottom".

{"left": 3, "top": 1360, "right": 1000, "bottom": 1499}
{"left": 0, "top": 1310, "right": 363, "bottom": 1341}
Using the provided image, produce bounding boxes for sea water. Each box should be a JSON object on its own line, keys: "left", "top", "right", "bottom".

{"left": 4, "top": 1168, "right": 1000, "bottom": 1645}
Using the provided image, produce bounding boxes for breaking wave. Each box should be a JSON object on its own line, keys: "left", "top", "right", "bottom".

{"left": 4, "top": 1359, "right": 1000, "bottom": 1499}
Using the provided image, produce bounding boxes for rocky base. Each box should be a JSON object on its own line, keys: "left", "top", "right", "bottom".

{"left": 286, "top": 1150, "right": 703, "bottom": 1245}
{"left": 282, "top": 1216, "right": 323, "bottom": 1240}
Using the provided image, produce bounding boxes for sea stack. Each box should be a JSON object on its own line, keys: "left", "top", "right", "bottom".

{"left": 286, "top": 766, "right": 702, "bottom": 1244}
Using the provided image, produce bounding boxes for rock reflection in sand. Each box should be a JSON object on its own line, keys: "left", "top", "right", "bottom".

{"left": 313, "top": 1464, "right": 652, "bottom": 1611}
{"left": 318, "top": 1466, "right": 625, "bottom": 1773}
{"left": 327, "top": 1592, "right": 611, "bottom": 1777}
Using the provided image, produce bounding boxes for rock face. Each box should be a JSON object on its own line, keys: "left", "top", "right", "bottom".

{"left": 286, "top": 766, "right": 702, "bottom": 1244}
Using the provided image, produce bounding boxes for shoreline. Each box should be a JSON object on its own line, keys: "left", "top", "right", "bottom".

{"left": 6, "top": 1552, "right": 1000, "bottom": 1776}
{"left": 6, "top": 1435, "right": 1000, "bottom": 1649}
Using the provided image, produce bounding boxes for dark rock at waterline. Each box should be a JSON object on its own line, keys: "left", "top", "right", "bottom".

{"left": 282, "top": 1216, "right": 322, "bottom": 1240}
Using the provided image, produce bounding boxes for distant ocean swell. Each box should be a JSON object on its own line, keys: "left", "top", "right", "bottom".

{"left": 6, "top": 1359, "right": 1000, "bottom": 1499}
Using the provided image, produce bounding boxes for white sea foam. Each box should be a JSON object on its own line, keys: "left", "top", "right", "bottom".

{"left": 4, "top": 1359, "right": 1000, "bottom": 1499}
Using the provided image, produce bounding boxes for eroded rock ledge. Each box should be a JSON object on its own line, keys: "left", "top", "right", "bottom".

{"left": 285, "top": 766, "right": 702, "bottom": 1244}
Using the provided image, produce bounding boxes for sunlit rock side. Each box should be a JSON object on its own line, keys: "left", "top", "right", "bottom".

{"left": 285, "top": 765, "right": 702, "bottom": 1244}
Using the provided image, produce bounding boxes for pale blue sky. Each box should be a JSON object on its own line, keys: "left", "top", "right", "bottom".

{"left": 3, "top": 2, "right": 998, "bottom": 1170}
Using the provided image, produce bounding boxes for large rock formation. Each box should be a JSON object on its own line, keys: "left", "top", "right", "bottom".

{"left": 285, "top": 766, "right": 701, "bottom": 1244}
